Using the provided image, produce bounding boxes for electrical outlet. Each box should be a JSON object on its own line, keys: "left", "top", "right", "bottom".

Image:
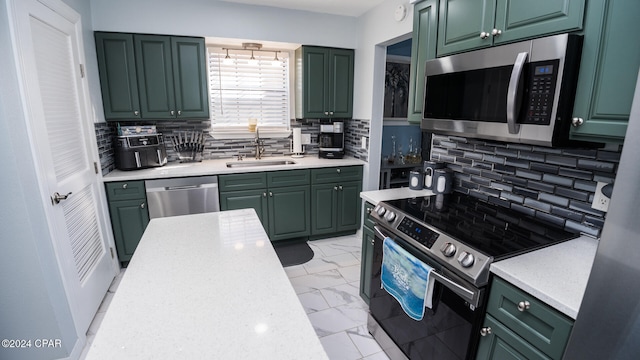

{"left": 301, "top": 133, "right": 311, "bottom": 145}
{"left": 591, "top": 181, "right": 610, "bottom": 212}
{"left": 361, "top": 136, "right": 368, "bottom": 150}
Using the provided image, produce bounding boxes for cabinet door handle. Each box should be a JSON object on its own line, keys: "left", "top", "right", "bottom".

{"left": 572, "top": 117, "right": 584, "bottom": 127}
{"left": 140, "top": 202, "right": 145, "bottom": 209}
{"left": 122, "top": 183, "right": 128, "bottom": 189}
{"left": 324, "top": 111, "right": 329, "bottom": 115}
{"left": 263, "top": 192, "right": 267, "bottom": 197}
{"left": 336, "top": 168, "right": 341, "bottom": 174}
{"left": 334, "top": 186, "right": 338, "bottom": 191}
{"left": 329, "top": 111, "right": 334, "bottom": 115}
{"left": 517, "top": 301, "right": 531, "bottom": 312}
{"left": 177, "top": 110, "right": 182, "bottom": 116}
{"left": 134, "top": 110, "right": 140, "bottom": 116}
{"left": 491, "top": 28, "right": 502, "bottom": 37}
{"left": 366, "top": 207, "right": 372, "bottom": 214}
{"left": 170, "top": 110, "right": 175, "bottom": 116}
{"left": 480, "top": 327, "right": 492, "bottom": 336}
{"left": 339, "top": 185, "right": 343, "bottom": 191}
{"left": 480, "top": 31, "right": 490, "bottom": 39}
{"left": 269, "top": 192, "right": 273, "bottom": 197}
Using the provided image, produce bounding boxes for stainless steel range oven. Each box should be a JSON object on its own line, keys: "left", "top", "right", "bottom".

{"left": 367, "top": 193, "right": 578, "bottom": 360}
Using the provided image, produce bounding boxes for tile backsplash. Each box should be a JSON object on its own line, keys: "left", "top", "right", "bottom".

{"left": 95, "top": 118, "right": 369, "bottom": 175}
{"left": 430, "top": 134, "right": 622, "bottom": 238}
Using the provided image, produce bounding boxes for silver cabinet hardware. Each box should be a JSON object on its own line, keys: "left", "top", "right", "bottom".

{"left": 517, "top": 300, "right": 531, "bottom": 312}
{"left": 336, "top": 168, "right": 341, "bottom": 173}
{"left": 140, "top": 202, "right": 145, "bottom": 209}
{"left": 480, "top": 32, "right": 490, "bottom": 39}
{"left": 480, "top": 327, "right": 492, "bottom": 336}
{"left": 572, "top": 117, "right": 584, "bottom": 127}
{"left": 491, "top": 28, "right": 502, "bottom": 37}
{"left": 134, "top": 110, "right": 139, "bottom": 116}
{"left": 177, "top": 110, "right": 181, "bottom": 115}
{"left": 122, "top": 183, "right": 128, "bottom": 189}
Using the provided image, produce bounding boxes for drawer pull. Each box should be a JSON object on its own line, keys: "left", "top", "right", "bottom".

{"left": 480, "top": 327, "right": 492, "bottom": 336}
{"left": 517, "top": 301, "right": 531, "bottom": 312}
{"left": 122, "top": 183, "right": 128, "bottom": 189}
{"left": 140, "top": 202, "right": 145, "bottom": 209}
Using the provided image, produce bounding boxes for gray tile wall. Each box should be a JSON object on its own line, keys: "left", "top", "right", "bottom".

{"left": 95, "top": 118, "right": 370, "bottom": 175}
{"left": 430, "top": 134, "right": 622, "bottom": 238}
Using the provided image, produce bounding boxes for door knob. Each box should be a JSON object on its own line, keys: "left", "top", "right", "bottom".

{"left": 51, "top": 192, "right": 72, "bottom": 205}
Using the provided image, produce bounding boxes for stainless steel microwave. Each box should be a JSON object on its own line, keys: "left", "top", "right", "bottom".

{"left": 422, "top": 34, "right": 591, "bottom": 147}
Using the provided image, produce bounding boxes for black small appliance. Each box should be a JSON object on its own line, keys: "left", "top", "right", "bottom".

{"left": 318, "top": 121, "right": 344, "bottom": 159}
{"left": 115, "top": 134, "right": 167, "bottom": 170}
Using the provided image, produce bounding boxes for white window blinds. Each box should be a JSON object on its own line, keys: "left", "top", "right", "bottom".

{"left": 207, "top": 47, "right": 291, "bottom": 137}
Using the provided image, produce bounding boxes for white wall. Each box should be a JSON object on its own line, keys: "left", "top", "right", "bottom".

{"left": 90, "top": 0, "right": 358, "bottom": 48}
{"left": 354, "top": 0, "right": 413, "bottom": 191}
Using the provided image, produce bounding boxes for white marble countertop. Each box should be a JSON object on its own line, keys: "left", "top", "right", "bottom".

{"left": 103, "top": 156, "right": 365, "bottom": 182}
{"left": 490, "top": 235, "right": 599, "bottom": 319}
{"left": 360, "top": 188, "right": 434, "bottom": 205}
{"left": 86, "top": 209, "right": 328, "bottom": 360}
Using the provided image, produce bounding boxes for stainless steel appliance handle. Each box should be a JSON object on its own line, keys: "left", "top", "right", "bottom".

{"left": 373, "top": 225, "right": 478, "bottom": 306}
{"left": 507, "top": 52, "right": 528, "bottom": 134}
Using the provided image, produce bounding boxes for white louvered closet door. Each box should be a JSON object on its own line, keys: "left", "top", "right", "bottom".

{"left": 11, "top": 0, "right": 115, "bottom": 334}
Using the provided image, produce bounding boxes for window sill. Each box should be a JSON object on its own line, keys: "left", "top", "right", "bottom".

{"left": 211, "top": 129, "right": 292, "bottom": 140}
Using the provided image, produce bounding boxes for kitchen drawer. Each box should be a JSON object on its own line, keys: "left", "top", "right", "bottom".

{"left": 487, "top": 277, "right": 573, "bottom": 360}
{"left": 363, "top": 202, "right": 376, "bottom": 230}
{"left": 311, "top": 166, "right": 363, "bottom": 184}
{"left": 219, "top": 172, "right": 267, "bottom": 192}
{"left": 105, "top": 181, "right": 146, "bottom": 201}
{"left": 267, "top": 169, "right": 310, "bottom": 188}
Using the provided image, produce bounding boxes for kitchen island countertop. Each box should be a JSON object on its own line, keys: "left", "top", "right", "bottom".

{"left": 103, "top": 156, "right": 365, "bottom": 182}
{"left": 86, "top": 209, "right": 328, "bottom": 359}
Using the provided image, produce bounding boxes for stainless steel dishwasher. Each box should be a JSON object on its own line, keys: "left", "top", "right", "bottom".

{"left": 145, "top": 176, "right": 219, "bottom": 219}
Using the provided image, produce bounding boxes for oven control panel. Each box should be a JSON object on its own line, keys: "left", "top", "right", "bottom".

{"left": 397, "top": 217, "right": 439, "bottom": 248}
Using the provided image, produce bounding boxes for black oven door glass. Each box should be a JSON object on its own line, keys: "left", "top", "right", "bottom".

{"left": 369, "top": 234, "right": 484, "bottom": 360}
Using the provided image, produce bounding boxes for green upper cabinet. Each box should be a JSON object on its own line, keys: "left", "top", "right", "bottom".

{"left": 134, "top": 35, "right": 176, "bottom": 119}
{"left": 295, "top": 46, "right": 354, "bottom": 119}
{"left": 437, "top": 0, "right": 585, "bottom": 56}
{"left": 95, "top": 32, "right": 209, "bottom": 121}
{"left": 94, "top": 33, "right": 141, "bottom": 119}
{"left": 407, "top": 0, "right": 439, "bottom": 124}
{"left": 569, "top": 0, "right": 640, "bottom": 144}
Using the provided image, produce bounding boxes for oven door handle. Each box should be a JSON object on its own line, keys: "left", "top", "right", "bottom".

{"left": 373, "top": 225, "right": 480, "bottom": 307}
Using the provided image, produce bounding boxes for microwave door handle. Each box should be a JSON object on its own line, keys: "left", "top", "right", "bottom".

{"left": 507, "top": 52, "right": 528, "bottom": 134}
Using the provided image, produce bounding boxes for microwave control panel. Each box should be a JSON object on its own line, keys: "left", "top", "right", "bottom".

{"left": 523, "top": 59, "right": 560, "bottom": 125}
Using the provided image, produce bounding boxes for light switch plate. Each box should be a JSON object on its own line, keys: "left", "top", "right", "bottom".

{"left": 591, "top": 181, "right": 610, "bottom": 212}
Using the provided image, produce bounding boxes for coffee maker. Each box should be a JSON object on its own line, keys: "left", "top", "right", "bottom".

{"left": 318, "top": 121, "right": 344, "bottom": 159}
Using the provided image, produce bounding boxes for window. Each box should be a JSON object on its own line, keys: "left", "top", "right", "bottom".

{"left": 207, "top": 46, "right": 291, "bottom": 138}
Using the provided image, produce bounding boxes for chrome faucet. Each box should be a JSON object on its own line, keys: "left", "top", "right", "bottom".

{"left": 254, "top": 128, "right": 265, "bottom": 160}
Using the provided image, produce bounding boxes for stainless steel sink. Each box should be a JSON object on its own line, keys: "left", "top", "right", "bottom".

{"left": 225, "top": 160, "right": 297, "bottom": 168}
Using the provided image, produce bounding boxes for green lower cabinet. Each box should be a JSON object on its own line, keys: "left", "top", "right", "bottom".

{"left": 478, "top": 276, "right": 574, "bottom": 360}
{"left": 268, "top": 185, "right": 310, "bottom": 241}
{"left": 219, "top": 189, "right": 269, "bottom": 232}
{"left": 359, "top": 204, "right": 375, "bottom": 305}
{"left": 311, "top": 181, "right": 362, "bottom": 236}
{"left": 105, "top": 181, "right": 149, "bottom": 264}
{"left": 219, "top": 170, "right": 310, "bottom": 241}
{"left": 476, "top": 315, "right": 551, "bottom": 360}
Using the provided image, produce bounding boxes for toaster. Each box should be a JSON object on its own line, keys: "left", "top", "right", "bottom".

{"left": 115, "top": 134, "right": 167, "bottom": 171}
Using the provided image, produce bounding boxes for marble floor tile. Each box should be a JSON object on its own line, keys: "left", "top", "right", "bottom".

{"left": 347, "top": 325, "right": 385, "bottom": 358}
{"left": 304, "top": 252, "right": 360, "bottom": 274}
{"left": 288, "top": 269, "right": 348, "bottom": 294}
{"left": 298, "top": 290, "right": 331, "bottom": 314}
{"left": 362, "top": 351, "right": 391, "bottom": 360}
{"left": 283, "top": 264, "right": 308, "bottom": 278}
{"left": 338, "top": 264, "right": 362, "bottom": 282}
{"left": 320, "top": 332, "right": 363, "bottom": 360}
{"left": 319, "top": 282, "right": 364, "bottom": 308}
{"left": 306, "top": 303, "right": 369, "bottom": 337}
{"left": 310, "top": 236, "right": 362, "bottom": 257}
